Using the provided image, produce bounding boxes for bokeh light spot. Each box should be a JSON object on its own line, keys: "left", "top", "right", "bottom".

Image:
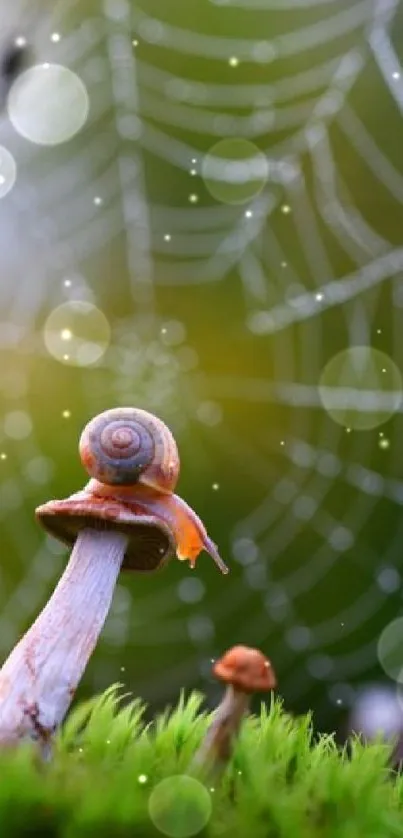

{"left": 202, "top": 138, "right": 269, "bottom": 205}
{"left": 177, "top": 577, "right": 205, "bottom": 603}
{"left": 0, "top": 147, "right": 17, "bottom": 198}
{"left": 232, "top": 537, "right": 259, "bottom": 565}
{"left": 187, "top": 615, "right": 215, "bottom": 644}
{"left": 350, "top": 685, "right": 403, "bottom": 740}
{"left": 148, "top": 775, "right": 212, "bottom": 838}
{"left": 319, "top": 347, "right": 402, "bottom": 430}
{"left": 4, "top": 410, "right": 32, "bottom": 440}
{"left": 196, "top": 401, "right": 222, "bottom": 426}
{"left": 160, "top": 320, "right": 186, "bottom": 346}
{"left": 7, "top": 63, "right": 89, "bottom": 146}
{"left": 377, "top": 618, "right": 403, "bottom": 683}
{"left": 44, "top": 301, "right": 111, "bottom": 367}
{"left": 377, "top": 567, "right": 400, "bottom": 593}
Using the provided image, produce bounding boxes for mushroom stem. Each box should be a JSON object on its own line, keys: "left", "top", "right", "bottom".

{"left": 0, "top": 528, "right": 128, "bottom": 752}
{"left": 192, "top": 685, "right": 250, "bottom": 769}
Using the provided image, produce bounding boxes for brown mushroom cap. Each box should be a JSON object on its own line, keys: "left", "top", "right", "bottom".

{"left": 35, "top": 489, "right": 176, "bottom": 573}
{"left": 213, "top": 645, "right": 277, "bottom": 693}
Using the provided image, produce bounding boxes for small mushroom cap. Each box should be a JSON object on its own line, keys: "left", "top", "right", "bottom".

{"left": 35, "top": 490, "right": 176, "bottom": 573}
{"left": 213, "top": 645, "right": 277, "bottom": 693}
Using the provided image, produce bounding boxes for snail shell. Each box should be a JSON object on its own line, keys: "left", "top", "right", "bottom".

{"left": 79, "top": 407, "right": 180, "bottom": 493}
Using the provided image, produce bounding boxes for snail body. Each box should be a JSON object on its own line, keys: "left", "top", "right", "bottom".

{"left": 79, "top": 407, "right": 228, "bottom": 574}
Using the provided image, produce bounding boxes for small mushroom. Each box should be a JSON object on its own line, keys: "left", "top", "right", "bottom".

{"left": 192, "top": 645, "right": 276, "bottom": 770}
{"left": 0, "top": 407, "right": 228, "bottom": 753}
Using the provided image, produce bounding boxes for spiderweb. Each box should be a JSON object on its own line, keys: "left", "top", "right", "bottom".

{"left": 0, "top": 0, "right": 402, "bottom": 732}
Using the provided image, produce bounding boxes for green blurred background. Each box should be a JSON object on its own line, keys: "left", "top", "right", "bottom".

{"left": 0, "top": 0, "right": 403, "bottom": 737}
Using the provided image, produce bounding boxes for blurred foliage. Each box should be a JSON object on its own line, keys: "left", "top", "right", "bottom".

{"left": 0, "top": 685, "right": 401, "bottom": 837}
{"left": 0, "top": 0, "right": 402, "bottom": 737}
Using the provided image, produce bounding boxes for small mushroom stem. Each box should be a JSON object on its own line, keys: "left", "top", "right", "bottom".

{"left": 0, "top": 528, "right": 128, "bottom": 752}
{"left": 192, "top": 685, "right": 250, "bottom": 770}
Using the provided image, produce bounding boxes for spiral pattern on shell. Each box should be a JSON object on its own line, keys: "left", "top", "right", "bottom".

{"left": 79, "top": 407, "right": 180, "bottom": 491}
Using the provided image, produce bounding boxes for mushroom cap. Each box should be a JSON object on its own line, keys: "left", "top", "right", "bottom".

{"left": 35, "top": 489, "right": 176, "bottom": 573}
{"left": 213, "top": 645, "right": 277, "bottom": 693}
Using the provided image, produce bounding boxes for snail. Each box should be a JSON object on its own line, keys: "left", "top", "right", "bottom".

{"left": 0, "top": 407, "right": 228, "bottom": 756}
{"left": 79, "top": 407, "right": 180, "bottom": 492}
{"left": 77, "top": 407, "right": 229, "bottom": 574}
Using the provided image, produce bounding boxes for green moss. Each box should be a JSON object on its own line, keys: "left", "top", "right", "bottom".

{"left": 0, "top": 685, "right": 401, "bottom": 837}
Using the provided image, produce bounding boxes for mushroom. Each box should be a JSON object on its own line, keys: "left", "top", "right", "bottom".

{"left": 0, "top": 407, "right": 228, "bottom": 753}
{"left": 192, "top": 645, "right": 276, "bottom": 770}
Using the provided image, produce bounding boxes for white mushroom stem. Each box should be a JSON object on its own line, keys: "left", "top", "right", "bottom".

{"left": 0, "top": 528, "right": 128, "bottom": 751}
{"left": 192, "top": 684, "right": 250, "bottom": 768}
